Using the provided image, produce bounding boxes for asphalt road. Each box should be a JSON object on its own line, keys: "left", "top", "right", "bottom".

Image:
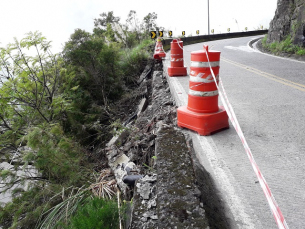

{"left": 164, "top": 35, "right": 305, "bottom": 229}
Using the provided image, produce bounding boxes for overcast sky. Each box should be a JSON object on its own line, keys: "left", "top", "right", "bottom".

{"left": 0, "top": 0, "right": 277, "bottom": 53}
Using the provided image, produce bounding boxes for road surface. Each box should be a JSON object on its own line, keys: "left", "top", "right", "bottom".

{"left": 164, "top": 35, "right": 305, "bottom": 229}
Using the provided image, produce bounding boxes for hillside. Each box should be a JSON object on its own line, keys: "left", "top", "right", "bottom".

{"left": 267, "top": 0, "right": 305, "bottom": 46}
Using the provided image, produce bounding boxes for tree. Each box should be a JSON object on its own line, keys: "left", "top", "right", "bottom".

{"left": 0, "top": 30, "right": 90, "bottom": 186}
{"left": 125, "top": 10, "right": 142, "bottom": 44}
{"left": 63, "top": 29, "right": 122, "bottom": 108}
{"left": 143, "top": 12, "right": 158, "bottom": 33}
{"left": 93, "top": 11, "right": 120, "bottom": 37}
{"left": 94, "top": 11, "right": 120, "bottom": 31}
{"left": 105, "top": 23, "right": 117, "bottom": 43}
{"left": 0, "top": 31, "right": 66, "bottom": 152}
{"left": 0, "top": 14, "right": 154, "bottom": 227}
{"left": 126, "top": 10, "right": 139, "bottom": 31}
{"left": 0, "top": 32, "right": 94, "bottom": 228}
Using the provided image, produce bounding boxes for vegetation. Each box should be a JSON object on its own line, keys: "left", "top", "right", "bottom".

{"left": 262, "top": 34, "right": 305, "bottom": 56}
{"left": 0, "top": 10, "right": 157, "bottom": 228}
{"left": 62, "top": 197, "right": 121, "bottom": 229}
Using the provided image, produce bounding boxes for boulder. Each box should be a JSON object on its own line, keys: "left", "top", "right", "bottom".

{"left": 267, "top": 0, "right": 305, "bottom": 46}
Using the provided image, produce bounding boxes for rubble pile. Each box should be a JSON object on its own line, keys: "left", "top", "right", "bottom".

{"left": 105, "top": 61, "right": 210, "bottom": 228}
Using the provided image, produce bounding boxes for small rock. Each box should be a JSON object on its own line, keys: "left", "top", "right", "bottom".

{"left": 111, "top": 154, "right": 129, "bottom": 168}
{"left": 148, "top": 199, "right": 156, "bottom": 209}
{"left": 150, "top": 215, "right": 158, "bottom": 220}
{"left": 123, "top": 142, "right": 132, "bottom": 151}
{"left": 141, "top": 217, "right": 148, "bottom": 222}
{"left": 142, "top": 174, "right": 157, "bottom": 183}
{"left": 137, "top": 182, "right": 152, "bottom": 200}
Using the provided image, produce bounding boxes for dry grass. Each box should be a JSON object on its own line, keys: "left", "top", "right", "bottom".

{"left": 89, "top": 169, "right": 118, "bottom": 199}
{"left": 36, "top": 169, "right": 119, "bottom": 229}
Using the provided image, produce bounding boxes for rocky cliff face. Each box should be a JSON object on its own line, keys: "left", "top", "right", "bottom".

{"left": 267, "top": 0, "right": 305, "bottom": 46}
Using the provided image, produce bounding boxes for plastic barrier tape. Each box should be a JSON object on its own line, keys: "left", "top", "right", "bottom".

{"left": 204, "top": 46, "right": 289, "bottom": 229}
{"left": 174, "top": 42, "right": 289, "bottom": 228}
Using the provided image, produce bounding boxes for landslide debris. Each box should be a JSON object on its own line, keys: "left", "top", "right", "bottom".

{"left": 104, "top": 60, "right": 212, "bottom": 229}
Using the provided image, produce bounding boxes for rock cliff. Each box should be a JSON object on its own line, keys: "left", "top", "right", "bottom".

{"left": 267, "top": 0, "right": 305, "bottom": 46}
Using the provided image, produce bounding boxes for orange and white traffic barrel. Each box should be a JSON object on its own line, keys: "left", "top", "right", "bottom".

{"left": 153, "top": 37, "right": 166, "bottom": 60}
{"left": 167, "top": 38, "right": 187, "bottom": 76}
{"left": 187, "top": 45, "right": 220, "bottom": 113}
{"left": 177, "top": 45, "right": 229, "bottom": 135}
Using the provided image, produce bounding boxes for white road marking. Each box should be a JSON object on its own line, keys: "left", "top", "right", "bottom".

{"left": 224, "top": 45, "right": 256, "bottom": 53}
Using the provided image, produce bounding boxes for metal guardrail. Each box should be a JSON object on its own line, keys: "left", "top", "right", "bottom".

{"left": 162, "top": 30, "right": 268, "bottom": 48}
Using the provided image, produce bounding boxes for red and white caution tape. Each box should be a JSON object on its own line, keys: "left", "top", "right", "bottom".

{"left": 204, "top": 45, "right": 289, "bottom": 229}
{"left": 176, "top": 40, "right": 184, "bottom": 50}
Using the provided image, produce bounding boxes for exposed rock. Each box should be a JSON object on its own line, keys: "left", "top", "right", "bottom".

{"left": 125, "top": 66, "right": 211, "bottom": 228}
{"left": 268, "top": 0, "right": 305, "bottom": 46}
{"left": 137, "top": 98, "right": 148, "bottom": 116}
{"left": 137, "top": 65, "right": 152, "bottom": 84}
{"left": 105, "top": 60, "right": 223, "bottom": 228}
{"left": 106, "top": 129, "right": 130, "bottom": 147}
{"left": 106, "top": 150, "right": 139, "bottom": 195}
{"left": 290, "top": 1, "right": 305, "bottom": 46}
{"left": 136, "top": 176, "right": 155, "bottom": 200}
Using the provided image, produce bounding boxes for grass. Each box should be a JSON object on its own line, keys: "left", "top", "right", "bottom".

{"left": 62, "top": 197, "right": 121, "bottom": 229}
{"left": 35, "top": 169, "right": 121, "bottom": 229}
{"left": 262, "top": 35, "right": 305, "bottom": 56}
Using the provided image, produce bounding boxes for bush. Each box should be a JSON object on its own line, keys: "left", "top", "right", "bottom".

{"left": 25, "top": 124, "right": 92, "bottom": 185}
{"left": 120, "top": 39, "right": 153, "bottom": 85}
{"left": 0, "top": 12, "right": 153, "bottom": 227}
{"left": 296, "top": 47, "right": 305, "bottom": 55}
{"left": 63, "top": 197, "right": 121, "bottom": 229}
{"left": 262, "top": 34, "right": 305, "bottom": 56}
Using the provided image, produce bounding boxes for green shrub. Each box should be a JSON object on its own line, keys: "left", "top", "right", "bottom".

{"left": 269, "top": 41, "right": 278, "bottom": 53}
{"left": 25, "top": 124, "right": 92, "bottom": 186}
{"left": 0, "top": 186, "right": 64, "bottom": 229}
{"left": 63, "top": 29, "right": 123, "bottom": 105}
{"left": 296, "top": 47, "right": 305, "bottom": 55}
{"left": 120, "top": 39, "right": 153, "bottom": 85}
{"left": 279, "top": 35, "right": 294, "bottom": 53}
{"left": 261, "top": 35, "right": 267, "bottom": 46}
{"left": 125, "top": 31, "right": 138, "bottom": 48}
{"left": 262, "top": 34, "right": 305, "bottom": 56}
{"left": 64, "top": 197, "right": 121, "bottom": 229}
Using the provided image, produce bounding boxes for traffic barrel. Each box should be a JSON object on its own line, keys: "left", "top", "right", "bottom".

{"left": 187, "top": 45, "right": 220, "bottom": 113}
{"left": 153, "top": 37, "right": 166, "bottom": 60}
{"left": 167, "top": 38, "right": 187, "bottom": 76}
{"left": 177, "top": 45, "right": 229, "bottom": 135}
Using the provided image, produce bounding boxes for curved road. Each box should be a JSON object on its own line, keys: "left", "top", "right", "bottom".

{"left": 164, "top": 35, "right": 305, "bottom": 229}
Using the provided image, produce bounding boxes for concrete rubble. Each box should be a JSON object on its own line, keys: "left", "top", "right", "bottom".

{"left": 105, "top": 60, "right": 220, "bottom": 228}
